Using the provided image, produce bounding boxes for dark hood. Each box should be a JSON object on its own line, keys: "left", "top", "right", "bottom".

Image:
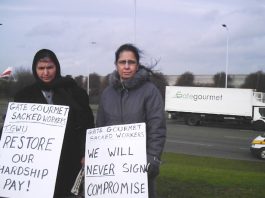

{"left": 32, "top": 49, "right": 62, "bottom": 90}
{"left": 32, "top": 49, "right": 61, "bottom": 80}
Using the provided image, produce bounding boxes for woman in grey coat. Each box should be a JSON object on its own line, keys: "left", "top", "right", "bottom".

{"left": 96, "top": 43, "right": 166, "bottom": 198}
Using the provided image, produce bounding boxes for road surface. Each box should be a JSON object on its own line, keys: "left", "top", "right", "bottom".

{"left": 165, "top": 119, "right": 263, "bottom": 162}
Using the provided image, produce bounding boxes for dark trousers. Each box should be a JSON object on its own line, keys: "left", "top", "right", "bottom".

{"left": 148, "top": 175, "right": 157, "bottom": 198}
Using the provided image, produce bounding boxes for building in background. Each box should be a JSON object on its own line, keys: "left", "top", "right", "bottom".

{"left": 166, "top": 74, "right": 247, "bottom": 87}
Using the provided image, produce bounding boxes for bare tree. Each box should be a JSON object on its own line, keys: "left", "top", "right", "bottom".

{"left": 89, "top": 73, "right": 101, "bottom": 104}
{"left": 74, "top": 75, "right": 86, "bottom": 90}
{"left": 9, "top": 67, "right": 34, "bottom": 97}
{"left": 241, "top": 71, "right": 265, "bottom": 92}
{"left": 213, "top": 72, "right": 232, "bottom": 88}
{"left": 150, "top": 71, "right": 168, "bottom": 99}
{"left": 175, "top": 72, "right": 194, "bottom": 86}
{"left": 100, "top": 74, "right": 110, "bottom": 93}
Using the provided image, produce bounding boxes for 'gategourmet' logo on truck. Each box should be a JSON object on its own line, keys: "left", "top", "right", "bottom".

{"left": 174, "top": 91, "right": 223, "bottom": 101}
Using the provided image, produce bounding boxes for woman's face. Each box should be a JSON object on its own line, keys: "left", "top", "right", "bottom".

{"left": 36, "top": 58, "right": 57, "bottom": 83}
{"left": 116, "top": 50, "right": 138, "bottom": 80}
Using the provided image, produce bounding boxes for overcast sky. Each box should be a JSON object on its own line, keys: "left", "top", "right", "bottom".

{"left": 1, "top": 0, "right": 265, "bottom": 76}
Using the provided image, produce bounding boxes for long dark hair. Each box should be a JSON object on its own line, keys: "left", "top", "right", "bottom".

{"left": 114, "top": 43, "right": 167, "bottom": 98}
{"left": 115, "top": 43, "right": 157, "bottom": 74}
{"left": 115, "top": 43, "right": 141, "bottom": 65}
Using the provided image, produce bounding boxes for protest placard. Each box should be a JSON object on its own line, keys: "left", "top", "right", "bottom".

{"left": 0, "top": 102, "right": 69, "bottom": 198}
{"left": 85, "top": 123, "right": 148, "bottom": 198}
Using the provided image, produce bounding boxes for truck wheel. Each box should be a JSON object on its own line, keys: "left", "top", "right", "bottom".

{"left": 186, "top": 115, "right": 200, "bottom": 126}
{"left": 253, "top": 120, "right": 265, "bottom": 131}
{"left": 258, "top": 148, "right": 265, "bottom": 160}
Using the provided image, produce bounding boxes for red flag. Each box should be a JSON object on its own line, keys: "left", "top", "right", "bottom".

{"left": 0, "top": 67, "right": 12, "bottom": 78}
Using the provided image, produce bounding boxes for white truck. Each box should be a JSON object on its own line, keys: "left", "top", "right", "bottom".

{"left": 165, "top": 86, "right": 265, "bottom": 130}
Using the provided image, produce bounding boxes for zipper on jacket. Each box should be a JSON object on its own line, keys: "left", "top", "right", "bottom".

{"left": 120, "top": 83, "right": 128, "bottom": 124}
{"left": 120, "top": 90, "right": 124, "bottom": 123}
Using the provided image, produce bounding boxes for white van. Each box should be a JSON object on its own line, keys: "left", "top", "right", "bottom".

{"left": 250, "top": 134, "right": 265, "bottom": 159}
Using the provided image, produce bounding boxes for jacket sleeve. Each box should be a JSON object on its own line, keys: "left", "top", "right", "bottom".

{"left": 56, "top": 85, "right": 95, "bottom": 156}
{"left": 145, "top": 85, "right": 167, "bottom": 159}
{"left": 77, "top": 89, "right": 95, "bottom": 129}
{"left": 71, "top": 87, "right": 95, "bottom": 156}
{"left": 61, "top": 86, "right": 95, "bottom": 130}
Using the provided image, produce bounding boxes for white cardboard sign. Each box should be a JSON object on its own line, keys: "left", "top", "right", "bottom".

{"left": 85, "top": 123, "right": 148, "bottom": 198}
{"left": 0, "top": 102, "right": 69, "bottom": 198}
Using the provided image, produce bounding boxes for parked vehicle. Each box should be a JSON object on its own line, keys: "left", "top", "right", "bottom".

{"left": 165, "top": 86, "right": 265, "bottom": 130}
{"left": 250, "top": 134, "right": 265, "bottom": 159}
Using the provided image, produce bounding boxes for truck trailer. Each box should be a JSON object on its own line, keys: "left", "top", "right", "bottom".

{"left": 165, "top": 86, "right": 265, "bottom": 130}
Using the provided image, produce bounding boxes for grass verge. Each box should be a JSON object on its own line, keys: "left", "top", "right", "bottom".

{"left": 157, "top": 152, "right": 265, "bottom": 198}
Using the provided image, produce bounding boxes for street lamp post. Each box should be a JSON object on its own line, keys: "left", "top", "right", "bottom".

{"left": 222, "top": 24, "right": 229, "bottom": 88}
{"left": 87, "top": 41, "right": 97, "bottom": 95}
{"left": 134, "top": 0, "right": 137, "bottom": 44}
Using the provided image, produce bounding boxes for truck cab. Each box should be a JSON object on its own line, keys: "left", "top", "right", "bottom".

{"left": 252, "top": 92, "right": 265, "bottom": 130}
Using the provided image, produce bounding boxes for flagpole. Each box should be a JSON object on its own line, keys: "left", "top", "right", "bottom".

{"left": 134, "top": 0, "right": 137, "bottom": 44}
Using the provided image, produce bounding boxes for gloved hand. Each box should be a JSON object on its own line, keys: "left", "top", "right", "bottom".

{"left": 147, "top": 154, "right": 161, "bottom": 178}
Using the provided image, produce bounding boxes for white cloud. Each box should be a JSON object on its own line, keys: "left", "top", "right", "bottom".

{"left": 1, "top": 0, "right": 265, "bottom": 76}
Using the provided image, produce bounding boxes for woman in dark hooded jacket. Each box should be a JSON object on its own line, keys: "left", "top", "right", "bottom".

{"left": 14, "top": 49, "right": 95, "bottom": 197}
{"left": 96, "top": 44, "right": 166, "bottom": 198}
